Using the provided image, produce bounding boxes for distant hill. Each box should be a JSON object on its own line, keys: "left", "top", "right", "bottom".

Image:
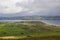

{"left": 0, "top": 16, "right": 42, "bottom": 20}
{"left": 0, "top": 16, "right": 60, "bottom": 20}
{"left": 41, "top": 16, "right": 60, "bottom": 20}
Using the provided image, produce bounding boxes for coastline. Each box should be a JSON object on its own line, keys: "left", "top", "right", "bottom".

{"left": 41, "top": 20, "right": 60, "bottom": 26}
{"left": 0, "top": 20, "right": 60, "bottom": 26}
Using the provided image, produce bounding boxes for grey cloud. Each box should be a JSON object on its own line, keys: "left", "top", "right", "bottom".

{"left": 16, "top": 0, "right": 60, "bottom": 13}
{"left": 0, "top": 0, "right": 60, "bottom": 16}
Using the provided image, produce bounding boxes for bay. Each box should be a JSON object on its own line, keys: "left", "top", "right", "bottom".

{"left": 41, "top": 20, "right": 60, "bottom": 26}
{"left": 0, "top": 20, "right": 60, "bottom": 26}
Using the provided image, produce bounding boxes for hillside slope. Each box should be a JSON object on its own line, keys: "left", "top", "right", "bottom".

{"left": 0, "top": 21, "right": 60, "bottom": 37}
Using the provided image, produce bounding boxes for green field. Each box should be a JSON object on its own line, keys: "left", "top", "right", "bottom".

{"left": 0, "top": 21, "right": 60, "bottom": 40}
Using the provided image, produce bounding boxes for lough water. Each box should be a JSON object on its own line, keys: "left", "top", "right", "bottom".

{"left": 41, "top": 20, "right": 60, "bottom": 26}
{"left": 0, "top": 20, "right": 41, "bottom": 22}
{"left": 0, "top": 20, "right": 60, "bottom": 26}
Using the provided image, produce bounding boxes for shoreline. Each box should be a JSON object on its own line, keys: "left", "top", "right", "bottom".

{"left": 0, "top": 20, "right": 60, "bottom": 26}
{"left": 41, "top": 21, "right": 60, "bottom": 26}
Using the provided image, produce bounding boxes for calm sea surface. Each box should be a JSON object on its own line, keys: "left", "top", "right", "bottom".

{"left": 0, "top": 20, "right": 60, "bottom": 26}
{"left": 41, "top": 20, "right": 60, "bottom": 26}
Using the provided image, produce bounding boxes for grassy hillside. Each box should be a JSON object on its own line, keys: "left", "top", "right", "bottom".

{"left": 0, "top": 21, "right": 60, "bottom": 40}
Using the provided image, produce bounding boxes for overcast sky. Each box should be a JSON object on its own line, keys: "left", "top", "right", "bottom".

{"left": 0, "top": 0, "right": 60, "bottom": 16}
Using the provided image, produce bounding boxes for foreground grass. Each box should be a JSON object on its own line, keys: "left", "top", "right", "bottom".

{"left": 0, "top": 35, "right": 60, "bottom": 40}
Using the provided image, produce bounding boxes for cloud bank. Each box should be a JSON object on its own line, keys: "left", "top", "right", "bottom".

{"left": 0, "top": 0, "right": 60, "bottom": 16}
